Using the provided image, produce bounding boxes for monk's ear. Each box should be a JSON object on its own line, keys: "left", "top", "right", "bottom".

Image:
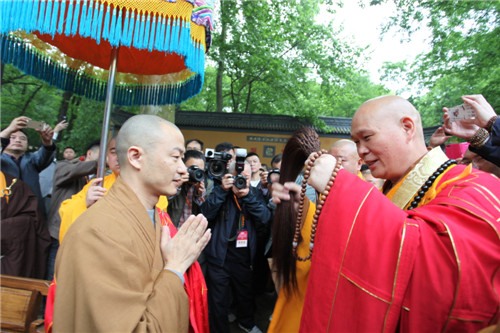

{"left": 401, "top": 116, "right": 416, "bottom": 139}
{"left": 127, "top": 146, "right": 144, "bottom": 170}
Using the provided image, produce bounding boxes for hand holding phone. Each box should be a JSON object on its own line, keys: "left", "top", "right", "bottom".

{"left": 26, "top": 120, "right": 46, "bottom": 131}
{"left": 446, "top": 104, "right": 475, "bottom": 122}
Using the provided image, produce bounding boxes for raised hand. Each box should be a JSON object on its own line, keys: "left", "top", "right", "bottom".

{"left": 161, "top": 214, "right": 211, "bottom": 275}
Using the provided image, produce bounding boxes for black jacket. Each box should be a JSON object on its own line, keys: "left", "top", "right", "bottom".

{"left": 200, "top": 184, "right": 271, "bottom": 267}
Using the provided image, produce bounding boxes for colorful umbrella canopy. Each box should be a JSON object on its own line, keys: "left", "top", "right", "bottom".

{"left": 1, "top": 0, "right": 213, "bottom": 106}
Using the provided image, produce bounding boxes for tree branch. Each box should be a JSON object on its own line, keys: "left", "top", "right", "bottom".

{"left": 21, "top": 84, "right": 43, "bottom": 116}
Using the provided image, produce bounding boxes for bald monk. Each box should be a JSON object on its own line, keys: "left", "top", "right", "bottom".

{"left": 328, "top": 139, "right": 363, "bottom": 177}
{"left": 53, "top": 115, "right": 211, "bottom": 332}
{"left": 273, "top": 95, "right": 500, "bottom": 332}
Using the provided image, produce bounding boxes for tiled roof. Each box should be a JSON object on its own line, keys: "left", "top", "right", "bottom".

{"left": 175, "top": 110, "right": 352, "bottom": 137}
{"left": 112, "top": 109, "right": 438, "bottom": 140}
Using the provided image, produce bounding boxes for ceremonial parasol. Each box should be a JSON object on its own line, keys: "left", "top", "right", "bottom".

{"left": 1, "top": 0, "right": 213, "bottom": 178}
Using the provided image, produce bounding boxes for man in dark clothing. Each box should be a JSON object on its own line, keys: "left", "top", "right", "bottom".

{"left": 201, "top": 160, "right": 271, "bottom": 333}
{"left": 1, "top": 116, "right": 56, "bottom": 219}
{"left": 1, "top": 171, "right": 51, "bottom": 279}
{"left": 168, "top": 149, "right": 211, "bottom": 228}
{"left": 168, "top": 149, "right": 212, "bottom": 276}
{"left": 45, "top": 140, "right": 100, "bottom": 280}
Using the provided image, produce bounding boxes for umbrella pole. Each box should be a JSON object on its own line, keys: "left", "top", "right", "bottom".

{"left": 97, "top": 47, "right": 119, "bottom": 181}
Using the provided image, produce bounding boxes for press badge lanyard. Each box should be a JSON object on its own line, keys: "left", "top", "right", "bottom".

{"left": 229, "top": 194, "right": 248, "bottom": 247}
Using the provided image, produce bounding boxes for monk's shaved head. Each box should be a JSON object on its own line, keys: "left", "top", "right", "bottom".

{"left": 329, "top": 139, "right": 362, "bottom": 175}
{"left": 355, "top": 96, "right": 425, "bottom": 143}
{"left": 116, "top": 114, "right": 187, "bottom": 208}
{"left": 116, "top": 115, "right": 182, "bottom": 169}
{"left": 351, "top": 95, "right": 429, "bottom": 184}
{"left": 329, "top": 140, "right": 358, "bottom": 157}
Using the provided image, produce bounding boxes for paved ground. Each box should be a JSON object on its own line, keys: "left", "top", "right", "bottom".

{"left": 229, "top": 290, "right": 278, "bottom": 333}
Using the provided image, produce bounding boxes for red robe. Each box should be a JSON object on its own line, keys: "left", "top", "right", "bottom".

{"left": 300, "top": 166, "right": 500, "bottom": 332}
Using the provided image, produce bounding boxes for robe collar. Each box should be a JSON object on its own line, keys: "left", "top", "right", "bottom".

{"left": 384, "top": 147, "right": 448, "bottom": 209}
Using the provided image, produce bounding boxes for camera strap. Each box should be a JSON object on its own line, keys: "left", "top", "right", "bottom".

{"left": 227, "top": 195, "right": 247, "bottom": 246}
{"left": 232, "top": 194, "right": 245, "bottom": 230}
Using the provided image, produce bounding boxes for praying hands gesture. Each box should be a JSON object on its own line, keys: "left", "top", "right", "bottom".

{"left": 161, "top": 214, "right": 211, "bottom": 275}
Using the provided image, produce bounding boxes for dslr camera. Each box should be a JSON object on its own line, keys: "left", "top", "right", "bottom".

{"left": 233, "top": 148, "right": 248, "bottom": 189}
{"left": 205, "top": 149, "right": 232, "bottom": 181}
{"left": 267, "top": 168, "right": 280, "bottom": 185}
{"left": 187, "top": 165, "right": 205, "bottom": 183}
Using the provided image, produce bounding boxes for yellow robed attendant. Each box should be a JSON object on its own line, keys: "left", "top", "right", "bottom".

{"left": 268, "top": 199, "right": 314, "bottom": 333}
{"left": 59, "top": 173, "right": 168, "bottom": 242}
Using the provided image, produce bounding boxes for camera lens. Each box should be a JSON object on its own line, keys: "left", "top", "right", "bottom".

{"left": 188, "top": 166, "right": 205, "bottom": 183}
{"left": 208, "top": 160, "right": 227, "bottom": 178}
{"left": 234, "top": 174, "right": 247, "bottom": 189}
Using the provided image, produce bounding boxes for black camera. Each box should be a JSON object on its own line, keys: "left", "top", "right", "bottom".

{"left": 267, "top": 168, "right": 280, "bottom": 185}
{"left": 205, "top": 149, "right": 232, "bottom": 181}
{"left": 233, "top": 148, "right": 247, "bottom": 189}
{"left": 187, "top": 165, "right": 205, "bottom": 183}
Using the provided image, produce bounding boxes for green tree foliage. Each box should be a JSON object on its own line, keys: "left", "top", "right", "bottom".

{"left": 2, "top": 0, "right": 392, "bottom": 146}
{"left": 179, "top": 0, "right": 389, "bottom": 125}
{"left": 1, "top": 64, "right": 140, "bottom": 156}
{"left": 377, "top": 0, "right": 500, "bottom": 126}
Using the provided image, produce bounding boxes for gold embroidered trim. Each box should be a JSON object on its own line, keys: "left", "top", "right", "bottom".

{"left": 326, "top": 187, "right": 375, "bottom": 332}
{"left": 448, "top": 316, "right": 488, "bottom": 323}
{"left": 340, "top": 273, "right": 391, "bottom": 304}
{"left": 438, "top": 219, "right": 461, "bottom": 333}
{"left": 391, "top": 147, "right": 448, "bottom": 209}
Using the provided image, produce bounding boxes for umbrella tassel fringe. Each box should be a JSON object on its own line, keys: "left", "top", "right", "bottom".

{"left": 132, "top": 10, "right": 142, "bottom": 48}
{"left": 144, "top": 12, "right": 152, "bottom": 51}
{"left": 57, "top": 0, "right": 66, "bottom": 34}
{"left": 102, "top": 4, "right": 111, "bottom": 42}
{"left": 148, "top": 14, "right": 156, "bottom": 52}
{"left": 71, "top": 0, "right": 81, "bottom": 36}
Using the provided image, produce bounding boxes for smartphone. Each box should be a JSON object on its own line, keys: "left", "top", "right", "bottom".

{"left": 447, "top": 104, "right": 475, "bottom": 122}
{"left": 26, "top": 120, "right": 45, "bottom": 131}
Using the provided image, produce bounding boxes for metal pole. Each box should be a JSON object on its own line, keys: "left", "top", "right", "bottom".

{"left": 97, "top": 47, "right": 119, "bottom": 181}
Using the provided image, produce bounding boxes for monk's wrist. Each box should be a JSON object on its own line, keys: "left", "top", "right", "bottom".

{"left": 163, "top": 267, "right": 185, "bottom": 285}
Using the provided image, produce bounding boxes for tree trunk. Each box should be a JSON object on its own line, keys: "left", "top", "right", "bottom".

{"left": 20, "top": 84, "right": 43, "bottom": 116}
{"left": 215, "top": 0, "right": 228, "bottom": 113}
{"left": 58, "top": 91, "right": 73, "bottom": 120}
{"left": 245, "top": 82, "right": 252, "bottom": 113}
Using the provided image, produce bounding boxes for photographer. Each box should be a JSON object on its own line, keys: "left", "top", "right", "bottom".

{"left": 1, "top": 116, "right": 55, "bottom": 220}
{"left": 167, "top": 149, "right": 212, "bottom": 228}
{"left": 200, "top": 154, "right": 271, "bottom": 333}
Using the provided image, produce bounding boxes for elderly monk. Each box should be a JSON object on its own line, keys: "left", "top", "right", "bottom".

{"left": 273, "top": 95, "right": 500, "bottom": 332}
{"left": 53, "top": 115, "right": 211, "bottom": 332}
{"left": 328, "top": 139, "right": 363, "bottom": 177}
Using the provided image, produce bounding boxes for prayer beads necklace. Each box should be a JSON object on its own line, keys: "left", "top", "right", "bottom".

{"left": 293, "top": 150, "right": 342, "bottom": 262}
{"left": 407, "top": 159, "right": 457, "bottom": 210}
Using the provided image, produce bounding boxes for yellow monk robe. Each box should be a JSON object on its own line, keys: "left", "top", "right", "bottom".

{"left": 268, "top": 199, "right": 314, "bottom": 333}
{"left": 59, "top": 173, "right": 168, "bottom": 243}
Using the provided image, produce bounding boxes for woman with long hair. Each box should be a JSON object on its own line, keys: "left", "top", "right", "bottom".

{"left": 268, "top": 126, "right": 321, "bottom": 333}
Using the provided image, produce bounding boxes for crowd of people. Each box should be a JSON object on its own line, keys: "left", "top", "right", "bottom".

{"left": 1, "top": 93, "right": 499, "bottom": 333}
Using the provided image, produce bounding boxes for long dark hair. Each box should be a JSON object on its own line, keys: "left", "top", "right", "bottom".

{"left": 272, "top": 126, "right": 320, "bottom": 295}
